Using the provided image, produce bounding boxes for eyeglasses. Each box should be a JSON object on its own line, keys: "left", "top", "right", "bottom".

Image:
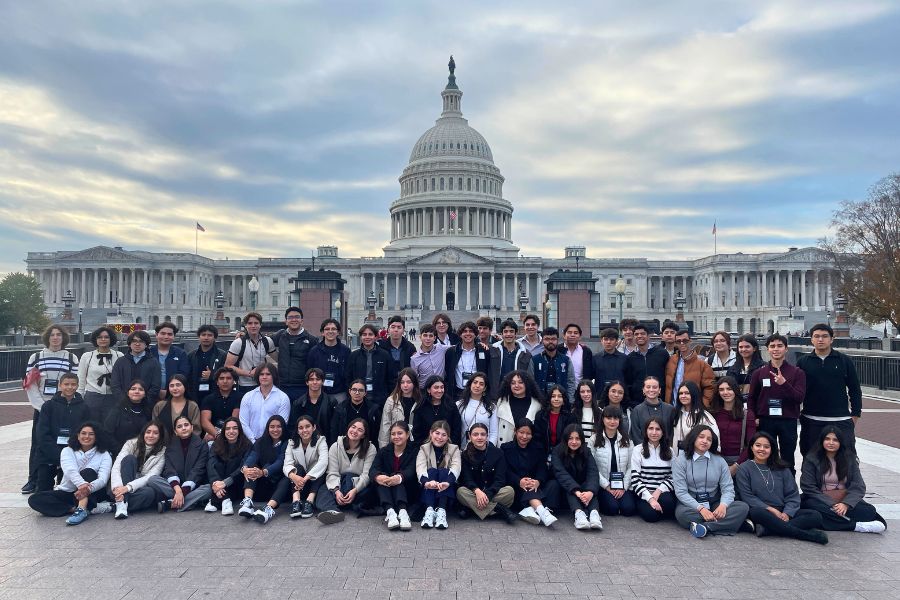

{"left": 435, "top": 321, "right": 447, "bottom": 325}
{"left": 322, "top": 327, "right": 338, "bottom": 332}
{"left": 286, "top": 315, "right": 301, "bottom": 320}
{"left": 350, "top": 388, "right": 366, "bottom": 393}
{"left": 675, "top": 340, "right": 690, "bottom": 345}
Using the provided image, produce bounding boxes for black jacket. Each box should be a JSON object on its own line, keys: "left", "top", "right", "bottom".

{"left": 725, "top": 356, "right": 767, "bottom": 391}
{"left": 272, "top": 328, "right": 318, "bottom": 386}
{"left": 592, "top": 350, "right": 627, "bottom": 389}
{"left": 104, "top": 399, "right": 153, "bottom": 456}
{"left": 797, "top": 349, "right": 862, "bottom": 419}
{"left": 444, "top": 344, "right": 491, "bottom": 400}
{"left": 290, "top": 393, "right": 338, "bottom": 443}
{"left": 330, "top": 397, "right": 380, "bottom": 445}
{"left": 369, "top": 443, "right": 418, "bottom": 485}
{"left": 623, "top": 345, "right": 671, "bottom": 409}
{"left": 347, "top": 345, "right": 392, "bottom": 407}
{"left": 207, "top": 444, "right": 250, "bottom": 487}
{"left": 501, "top": 439, "right": 550, "bottom": 485}
{"left": 37, "top": 393, "right": 91, "bottom": 464}
{"left": 412, "top": 398, "right": 463, "bottom": 447}
{"left": 376, "top": 337, "right": 417, "bottom": 392}
{"left": 459, "top": 443, "right": 507, "bottom": 498}
{"left": 163, "top": 434, "right": 209, "bottom": 488}
{"left": 111, "top": 352, "right": 162, "bottom": 402}
{"left": 488, "top": 344, "right": 533, "bottom": 401}
{"left": 551, "top": 445, "right": 600, "bottom": 495}
{"left": 560, "top": 343, "right": 595, "bottom": 382}
{"left": 187, "top": 345, "right": 227, "bottom": 401}
{"left": 533, "top": 408, "right": 573, "bottom": 454}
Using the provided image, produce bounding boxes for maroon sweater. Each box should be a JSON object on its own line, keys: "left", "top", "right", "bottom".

{"left": 749, "top": 361, "right": 806, "bottom": 420}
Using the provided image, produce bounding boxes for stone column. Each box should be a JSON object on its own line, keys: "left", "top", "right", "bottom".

{"left": 502, "top": 273, "right": 507, "bottom": 310}
{"left": 787, "top": 270, "right": 794, "bottom": 308}
{"left": 406, "top": 273, "right": 411, "bottom": 307}
{"left": 454, "top": 272, "right": 459, "bottom": 305}
{"left": 429, "top": 273, "right": 435, "bottom": 310}
{"left": 441, "top": 272, "right": 447, "bottom": 310}
{"left": 490, "top": 273, "right": 495, "bottom": 307}
{"left": 418, "top": 272, "right": 423, "bottom": 306}
{"left": 774, "top": 271, "right": 780, "bottom": 307}
{"left": 79, "top": 269, "right": 86, "bottom": 307}
{"left": 800, "top": 270, "right": 807, "bottom": 309}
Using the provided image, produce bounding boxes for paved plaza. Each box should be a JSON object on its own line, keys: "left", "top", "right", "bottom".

{"left": 0, "top": 392, "right": 898, "bottom": 600}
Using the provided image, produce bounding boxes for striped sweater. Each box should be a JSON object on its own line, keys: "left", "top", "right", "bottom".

{"left": 25, "top": 349, "right": 79, "bottom": 410}
{"left": 629, "top": 443, "right": 674, "bottom": 501}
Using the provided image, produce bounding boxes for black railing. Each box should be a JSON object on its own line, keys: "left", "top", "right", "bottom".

{"left": 788, "top": 336, "right": 886, "bottom": 351}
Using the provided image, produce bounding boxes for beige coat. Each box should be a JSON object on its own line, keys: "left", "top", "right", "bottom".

{"left": 283, "top": 436, "right": 329, "bottom": 480}
{"left": 415, "top": 442, "right": 461, "bottom": 481}
{"left": 325, "top": 436, "right": 376, "bottom": 492}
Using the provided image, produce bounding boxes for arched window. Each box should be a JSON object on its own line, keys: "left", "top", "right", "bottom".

{"left": 475, "top": 179, "right": 480, "bottom": 192}
{"left": 456, "top": 142, "right": 460, "bottom": 150}
{"left": 431, "top": 178, "right": 435, "bottom": 191}
{"left": 439, "top": 177, "right": 445, "bottom": 190}
{"left": 448, "top": 177, "right": 453, "bottom": 190}
{"left": 416, "top": 180, "right": 420, "bottom": 193}
{"left": 464, "top": 143, "right": 467, "bottom": 150}
{"left": 458, "top": 177, "right": 463, "bottom": 190}
{"left": 467, "top": 178, "right": 472, "bottom": 191}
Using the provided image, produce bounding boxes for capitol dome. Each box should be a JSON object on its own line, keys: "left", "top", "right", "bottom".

{"left": 385, "top": 57, "right": 518, "bottom": 259}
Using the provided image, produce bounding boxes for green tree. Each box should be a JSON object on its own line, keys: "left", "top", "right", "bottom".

{"left": 0, "top": 272, "right": 51, "bottom": 334}
{"left": 820, "top": 174, "right": 900, "bottom": 330}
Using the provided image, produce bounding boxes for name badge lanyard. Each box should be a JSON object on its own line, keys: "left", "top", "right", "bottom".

{"left": 689, "top": 456, "right": 711, "bottom": 509}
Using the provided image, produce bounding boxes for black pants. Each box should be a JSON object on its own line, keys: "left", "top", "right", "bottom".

{"left": 799, "top": 416, "right": 856, "bottom": 457}
{"left": 757, "top": 417, "right": 798, "bottom": 472}
{"left": 597, "top": 489, "right": 638, "bottom": 516}
{"left": 28, "top": 469, "right": 103, "bottom": 516}
{"left": 801, "top": 496, "right": 884, "bottom": 531}
{"left": 245, "top": 474, "right": 285, "bottom": 504}
{"left": 565, "top": 490, "right": 599, "bottom": 513}
{"left": 316, "top": 473, "right": 373, "bottom": 512}
{"left": 27, "top": 409, "right": 40, "bottom": 484}
{"left": 749, "top": 507, "right": 824, "bottom": 540}
{"left": 118, "top": 455, "right": 158, "bottom": 512}
{"left": 36, "top": 461, "right": 64, "bottom": 493}
{"left": 512, "top": 479, "right": 561, "bottom": 511}
{"left": 272, "top": 469, "right": 323, "bottom": 503}
{"left": 635, "top": 492, "right": 676, "bottom": 523}
{"left": 376, "top": 477, "right": 419, "bottom": 510}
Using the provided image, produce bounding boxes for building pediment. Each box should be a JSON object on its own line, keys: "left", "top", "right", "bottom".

{"left": 763, "top": 247, "right": 831, "bottom": 264}
{"left": 408, "top": 246, "right": 493, "bottom": 267}
{"left": 58, "top": 246, "right": 135, "bottom": 262}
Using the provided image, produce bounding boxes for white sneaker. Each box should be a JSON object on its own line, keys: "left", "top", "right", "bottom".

{"left": 518, "top": 506, "right": 540, "bottom": 525}
{"left": 91, "top": 501, "right": 113, "bottom": 515}
{"left": 589, "top": 510, "right": 603, "bottom": 530}
{"left": 536, "top": 505, "right": 557, "bottom": 527}
{"left": 238, "top": 497, "right": 255, "bottom": 518}
{"left": 574, "top": 510, "right": 590, "bottom": 530}
{"left": 253, "top": 505, "right": 275, "bottom": 524}
{"left": 204, "top": 500, "right": 217, "bottom": 513}
{"left": 398, "top": 509, "right": 412, "bottom": 531}
{"left": 221, "top": 498, "right": 234, "bottom": 516}
{"left": 421, "top": 506, "right": 435, "bottom": 528}
{"left": 434, "top": 508, "right": 448, "bottom": 529}
{"left": 385, "top": 508, "right": 399, "bottom": 530}
{"left": 114, "top": 502, "right": 128, "bottom": 520}
{"left": 855, "top": 520, "right": 887, "bottom": 534}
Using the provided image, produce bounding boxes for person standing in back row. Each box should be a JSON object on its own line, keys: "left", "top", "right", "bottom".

{"left": 149, "top": 322, "right": 191, "bottom": 402}
{"left": 797, "top": 323, "right": 862, "bottom": 456}
{"left": 271, "top": 307, "right": 318, "bottom": 403}
{"left": 225, "top": 312, "right": 275, "bottom": 398}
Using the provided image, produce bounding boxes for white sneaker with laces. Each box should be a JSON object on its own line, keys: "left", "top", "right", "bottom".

{"left": 855, "top": 520, "right": 886, "bottom": 534}
{"left": 385, "top": 508, "right": 400, "bottom": 530}
{"left": 421, "top": 506, "right": 435, "bottom": 528}
{"left": 398, "top": 509, "right": 412, "bottom": 531}
{"left": 221, "top": 498, "right": 234, "bottom": 516}
{"left": 574, "top": 510, "right": 590, "bottom": 530}
{"left": 253, "top": 505, "right": 275, "bottom": 524}
{"left": 434, "top": 507, "right": 448, "bottom": 529}
{"left": 238, "top": 497, "right": 255, "bottom": 518}
{"left": 114, "top": 501, "right": 128, "bottom": 520}
{"left": 204, "top": 500, "right": 217, "bottom": 513}
{"left": 537, "top": 505, "right": 557, "bottom": 527}
{"left": 518, "top": 506, "right": 540, "bottom": 525}
{"left": 91, "top": 501, "right": 113, "bottom": 515}
{"left": 589, "top": 510, "right": 603, "bottom": 530}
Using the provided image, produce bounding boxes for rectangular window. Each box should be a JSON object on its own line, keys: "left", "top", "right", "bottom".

{"left": 272, "top": 295, "right": 279, "bottom": 307}
{"left": 272, "top": 277, "right": 279, "bottom": 284}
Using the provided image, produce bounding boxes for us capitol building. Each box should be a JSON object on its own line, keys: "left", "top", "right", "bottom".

{"left": 26, "top": 59, "right": 838, "bottom": 337}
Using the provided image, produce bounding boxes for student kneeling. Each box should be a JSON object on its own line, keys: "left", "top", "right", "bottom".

{"left": 456, "top": 423, "right": 516, "bottom": 524}
{"left": 672, "top": 425, "right": 750, "bottom": 538}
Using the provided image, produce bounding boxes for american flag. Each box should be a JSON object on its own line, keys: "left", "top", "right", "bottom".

{"left": 196, "top": 222, "right": 206, "bottom": 232}
{"left": 711, "top": 221, "right": 716, "bottom": 235}
{"left": 449, "top": 210, "right": 457, "bottom": 221}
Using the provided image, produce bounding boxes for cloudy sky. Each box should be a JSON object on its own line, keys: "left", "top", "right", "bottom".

{"left": 1, "top": 0, "right": 898, "bottom": 274}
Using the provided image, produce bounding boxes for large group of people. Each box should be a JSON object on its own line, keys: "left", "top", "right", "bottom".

{"left": 22, "top": 309, "right": 885, "bottom": 543}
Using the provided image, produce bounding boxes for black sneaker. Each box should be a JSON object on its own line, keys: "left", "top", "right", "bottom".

{"left": 495, "top": 503, "right": 518, "bottom": 525}
{"left": 456, "top": 506, "right": 471, "bottom": 520}
{"left": 20, "top": 482, "right": 35, "bottom": 495}
{"left": 300, "top": 501, "right": 315, "bottom": 519}
{"left": 740, "top": 518, "right": 755, "bottom": 534}
{"left": 290, "top": 501, "right": 303, "bottom": 518}
{"left": 157, "top": 499, "right": 171, "bottom": 513}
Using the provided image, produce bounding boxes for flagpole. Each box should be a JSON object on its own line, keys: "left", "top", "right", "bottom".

{"left": 195, "top": 227, "right": 198, "bottom": 255}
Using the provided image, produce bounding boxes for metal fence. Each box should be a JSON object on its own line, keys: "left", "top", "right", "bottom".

{"left": 788, "top": 336, "right": 886, "bottom": 351}
{"left": 847, "top": 354, "right": 900, "bottom": 391}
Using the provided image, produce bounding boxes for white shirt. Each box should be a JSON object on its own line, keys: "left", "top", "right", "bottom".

{"left": 239, "top": 385, "right": 290, "bottom": 442}
{"left": 455, "top": 346, "right": 477, "bottom": 389}
{"left": 567, "top": 345, "right": 584, "bottom": 381}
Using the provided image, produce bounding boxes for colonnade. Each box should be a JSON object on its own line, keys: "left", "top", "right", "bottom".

{"left": 391, "top": 206, "right": 511, "bottom": 240}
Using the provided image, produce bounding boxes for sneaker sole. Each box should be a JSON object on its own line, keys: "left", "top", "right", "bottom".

{"left": 239, "top": 509, "right": 255, "bottom": 518}
{"left": 290, "top": 512, "right": 303, "bottom": 518}
{"left": 521, "top": 516, "right": 540, "bottom": 525}
{"left": 253, "top": 514, "right": 269, "bottom": 524}
{"left": 316, "top": 512, "right": 345, "bottom": 525}
{"left": 300, "top": 512, "right": 314, "bottom": 519}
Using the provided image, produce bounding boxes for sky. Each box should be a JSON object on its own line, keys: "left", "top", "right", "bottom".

{"left": 1, "top": 0, "right": 898, "bottom": 274}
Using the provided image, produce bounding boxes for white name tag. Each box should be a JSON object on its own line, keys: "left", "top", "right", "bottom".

{"left": 324, "top": 379, "right": 335, "bottom": 388}
{"left": 478, "top": 352, "right": 485, "bottom": 360}
{"left": 199, "top": 383, "right": 210, "bottom": 392}
{"left": 366, "top": 383, "right": 373, "bottom": 391}
{"left": 56, "top": 436, "right": 69, "bottom": 445}
{"left": 762, "top": 378, "right": 771, "bottom": 388}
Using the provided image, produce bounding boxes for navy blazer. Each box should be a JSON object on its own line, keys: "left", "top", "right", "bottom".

{"left": 150, "top": 345, "right": 191, "bottom": 390}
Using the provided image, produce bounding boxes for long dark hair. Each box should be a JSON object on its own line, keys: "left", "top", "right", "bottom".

{"left": 814, "top": 425, "right": 854, "bottom": 482}
{"left": 682, "top": 424, "right": 720, "bottom": 459}
{"left": 573, "top": 379, "right": 601, "bottom": 428}
{"left": 672, "top": 381, "right": 710, "bottom": 430}
{"left": 133, "top": 419, "right": 167, "bottom": 470}
{"left": 67, "top": 421, "right": 109, "bottom": 454}
{"left": 420, "top": 375, "right": 446, "bottom": 408}
{"left": 641, "top": 417, "right": 672, "bottom": 460}
{"left": 388, "top": 368, "right": 421, "bottom": 407}
{"left": 735, "top": 334, "right": 763, "bottom": 368}
{"left": 212, "top": 416, "right": 251, "bottom": 460}
{"left": 290, "top": 414, "right": 321, "bottom": 448}
{"left": 260, "top": 414, "right": 286, "bottom": 445}
{"left": 342, "top": 417, "right": 371, "bottom": 458}
{"left": 121, "top": 379, "right": 147, "bottom": 405}
{"left": 497, "top": 370, "right": 543, "bottom": 403}
{"left": 599, "top": 380, "right": 629, "bottom": 409}
{"left": 166, "top": 373, "right": 189, "bottom": 399}
{"left": 748, "top": 431, "right": 787, "bottom": 470}
{"left": 463, "top": 422, "right": 490, "bottom": 462}
{"left": 710, "top": 376, "right": 744, "bottom": 420}
{"left": 458, "top": 372, "right": 494, "bottom": 416}
{"left": 541, "top": 384, "right": 570, "bottom": 413}
{"left": 554, "top": 423, "right": 587, "bottom": 475}
{"left": 593, "top": 405, "right": 631, "bottom": 448}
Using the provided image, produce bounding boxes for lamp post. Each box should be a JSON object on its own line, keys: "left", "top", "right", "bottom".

{"left": 543, "top": 298, "right": 552, "bottom": 331}
{"left": 826, "top": 309, "right": 831, "bottom": 327}
{"left": 834, "top": 293, "right": 849, "bottom": 338}
{"left": 214, "top": 290, "right": 227, "bottom": 334}
{"left": 788, "top": 301, "right": 794, "bottom": 318}
{"left": 674, "top": 292, "right": 686, "bottom": 329}
{"left": 248, "top": 276, "right": 260, "bottom": 310}
{"left": 61, "top": 289, "right": 75, "bottom": 322}
{"left": 116, "top": 296, "right": 123, "bottom": 316}
{"left": 614, "top": 275, "right": 626, "bottom": 324}
{"left": 78, "top": 308, "right": 83, "bottom": 343}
